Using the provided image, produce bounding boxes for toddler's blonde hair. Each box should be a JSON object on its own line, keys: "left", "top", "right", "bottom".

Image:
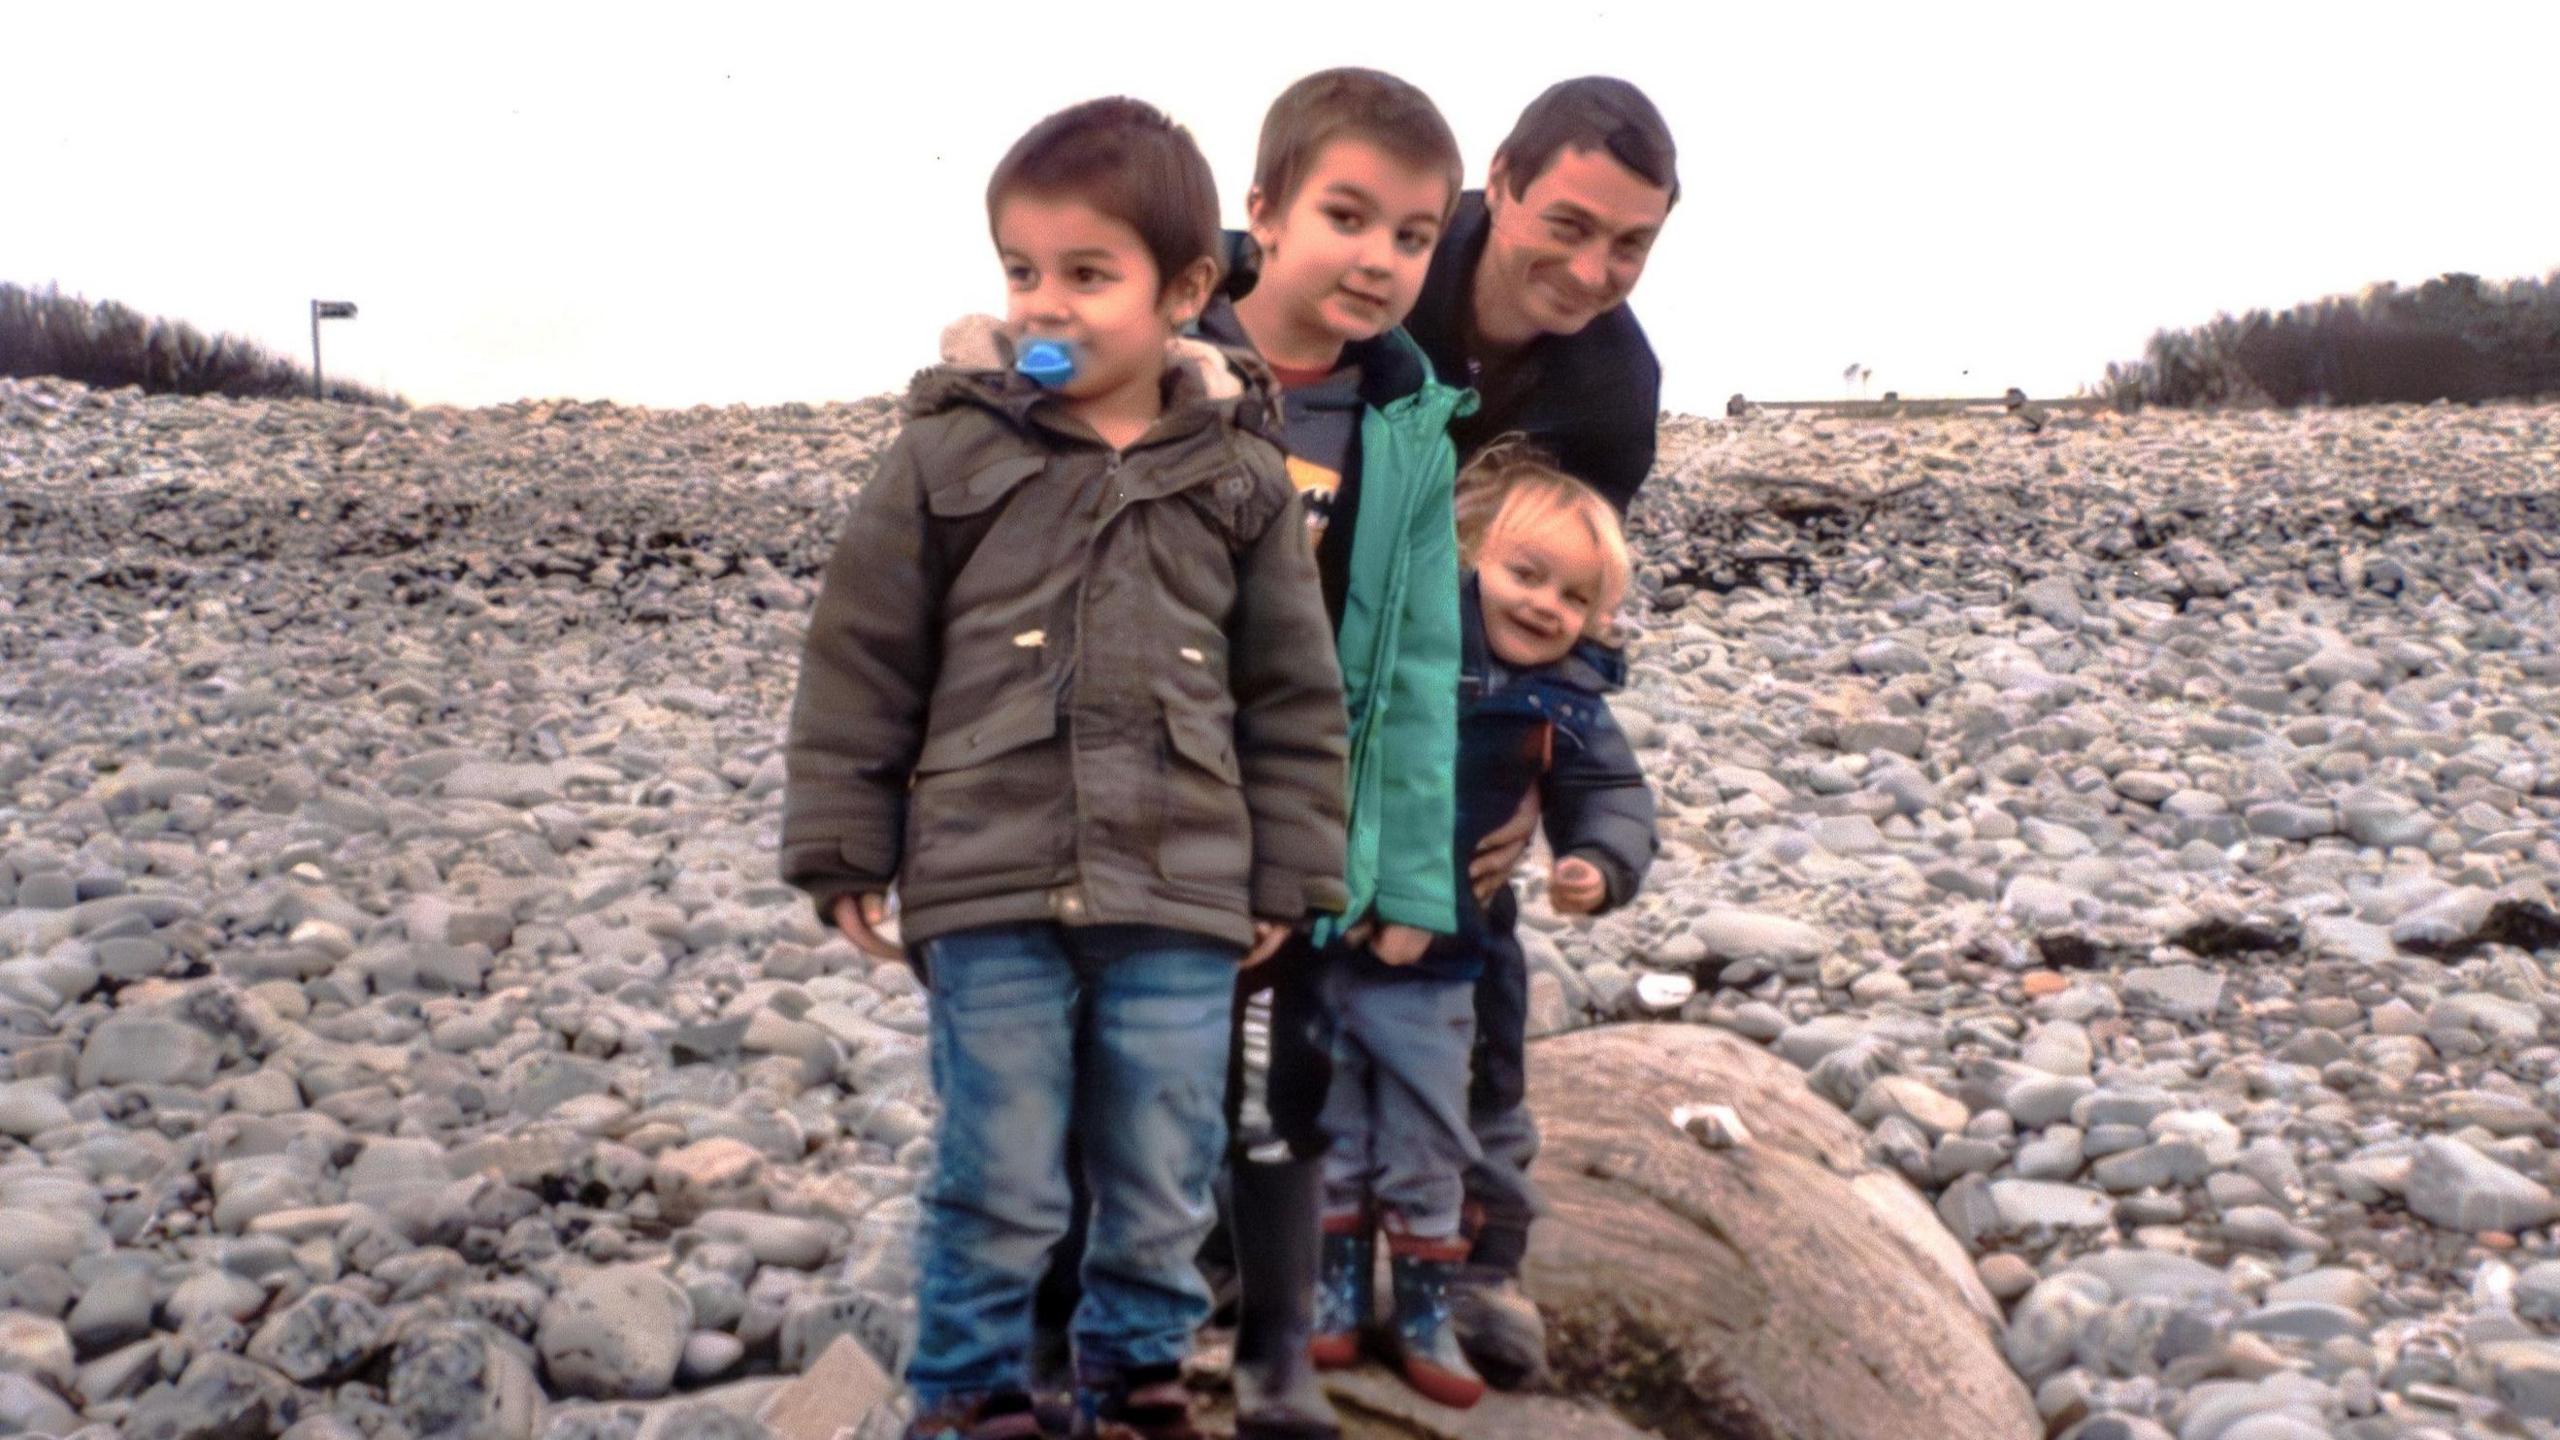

{"left": 1454, "top": 435, "right": 1633, "bottom": 641}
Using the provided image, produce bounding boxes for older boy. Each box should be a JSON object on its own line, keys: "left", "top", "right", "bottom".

{"left": 1203, "top": 68, "right": 1470, "bottom": 1439}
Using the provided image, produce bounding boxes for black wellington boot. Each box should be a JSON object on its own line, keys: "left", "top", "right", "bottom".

{"left": 1227, "top": 1155, "right": 1343, "bottom": 1440}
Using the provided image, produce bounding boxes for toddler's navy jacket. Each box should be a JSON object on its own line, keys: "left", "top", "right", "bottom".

{"left": 1348, "top": 572, "right": 1658, "bottom": 983}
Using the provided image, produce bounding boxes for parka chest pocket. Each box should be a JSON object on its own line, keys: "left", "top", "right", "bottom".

{"left": 1157, "top": 700, "right": 1250, "bottom": 890}
{"left": 924, "top": 455, "right": 1049, "bottom": 588}
{"left": 926, "top": 455, "right": 1047, "bottom": 519}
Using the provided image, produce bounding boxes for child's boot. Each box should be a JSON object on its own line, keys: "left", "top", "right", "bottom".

{"left": 1448, "top": 1265, "right": 1547, "bottom": 1390}
{"left": 1382, "top": 1217, "right": 1486, "bottom": 1410}
{"left": 1078, "top": 1363, "right": 1198, "bottom": 1440}
{"left": 905, "top": 1391, "right": 1052, "bottom": 1440}
{"left": 1228, "top": 1154, "right": 1343, "bottom": 1439}
{"left": 1308, "top": 1209, "right": 1372, "bottom": 1370}
{"left": 1450, "top": 1201, "right": 1546, "bottom": 1389}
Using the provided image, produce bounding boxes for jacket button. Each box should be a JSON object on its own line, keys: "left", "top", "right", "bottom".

{"left": 1054, "top": 890, "right": 1085, "bottom": 920}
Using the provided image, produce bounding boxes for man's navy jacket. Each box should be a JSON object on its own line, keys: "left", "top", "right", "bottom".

{"left": 1401, "top": 190, "right": 1662, "bottom": 514}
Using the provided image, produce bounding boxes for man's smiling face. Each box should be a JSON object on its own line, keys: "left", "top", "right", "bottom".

{"left": 1475, "top": 144, "right": 1672, "bottom": 347}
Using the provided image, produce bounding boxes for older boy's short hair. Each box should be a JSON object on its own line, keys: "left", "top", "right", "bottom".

{"left": 1495, "top": 77, "right": 1680, "bottom": 208}
{"left": 1251, "top": 68, "right": 1463, "bottom": 222}
{"left": 986, "top": 97, "right": 1223, "bottom": 297}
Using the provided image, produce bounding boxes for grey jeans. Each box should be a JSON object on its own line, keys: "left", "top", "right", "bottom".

{"left": 1317, "top": 964, "right": 1482, "bottom": 1237}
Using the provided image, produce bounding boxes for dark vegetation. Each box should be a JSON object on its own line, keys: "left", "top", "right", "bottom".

{"left": 1, "top": 282, "right": 401, "bottom": 407}
{"left": 2100, "top": 270, "right": 2560, "bottom": 410}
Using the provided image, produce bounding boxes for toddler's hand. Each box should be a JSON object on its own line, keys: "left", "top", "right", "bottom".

{"left": 1242, "top": 921, "right": 1291, "bottom": 969}
{"left": 1549, "top": 856, "right": 1607, "bottom": 915}
{"left": 831, "top": 893, "right": 906, "bottom": 962}
{"left": 1370, "top": 923, "right": 1431, "bottom": 967}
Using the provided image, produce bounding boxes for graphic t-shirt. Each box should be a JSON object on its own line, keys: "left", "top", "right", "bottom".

{"left": 1198, "top": 300, "right": 1367, "bottom": 623}
{"left": 1269, "top": 363, "right": 1361, "bottom": 549}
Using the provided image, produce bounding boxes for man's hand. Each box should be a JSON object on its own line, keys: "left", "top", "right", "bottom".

{"left": 830, "top": 893, "right": 905, "bottom": 962}
{"left": 1470, "top": 789, "right": 1541, "bottom": 903}
{"left": 1549, "top": 855, "right": 1608, "bottom": 915}
{"left": 1369, "top": 923, "right": 1431, "bottom": 967}
{"left": 1242, "top": 920, "right": 1291, "bottom": 969}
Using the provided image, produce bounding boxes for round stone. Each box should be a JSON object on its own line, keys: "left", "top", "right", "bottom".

{"left": 537, "top": 1263, "right": 693, "bottom": 1399}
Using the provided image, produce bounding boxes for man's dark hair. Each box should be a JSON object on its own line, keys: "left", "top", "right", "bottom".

{"left": 1494, "top": 77, "right": 1680, "bottom": 207}
{"left": 986, "top": 97, "right": 1223, "bottom": 297}
{"left": 1251, "top": 68, "right": 1464, "bottom": 223}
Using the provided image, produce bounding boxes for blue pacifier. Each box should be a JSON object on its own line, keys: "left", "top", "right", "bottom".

{"left": 1013, "top": 338, "right": 1080, "bottom": 389}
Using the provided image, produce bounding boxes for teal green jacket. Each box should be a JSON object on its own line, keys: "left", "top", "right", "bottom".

{"left": 1321, "top": 328, "right": 1476, "bottom": 942}
{"left": 1197, "top": 290, "right": 1475, "bottom": 941}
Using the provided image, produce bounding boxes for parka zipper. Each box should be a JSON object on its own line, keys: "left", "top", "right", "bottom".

{"left": 1054, "top": 450, "right": 1122, "bottom": 923}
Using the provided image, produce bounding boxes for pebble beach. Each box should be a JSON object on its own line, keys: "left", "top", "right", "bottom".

{"left": 2, "top": 375, "right": 2557, "bottom": 1438}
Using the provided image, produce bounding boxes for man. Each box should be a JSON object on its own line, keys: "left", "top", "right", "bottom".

{"left": 1402, "top": 76, "right": 1676, "bottom": 515}
{"left": 1397, "top": 75, "right": 1678, "bottom": 1388}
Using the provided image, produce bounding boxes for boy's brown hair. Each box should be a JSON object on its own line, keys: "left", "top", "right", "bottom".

{"left": 1494, "top": 76, "right": 1680, "bottom": 207}
{"left": 986, "top": 97, "right": 1223, "bottom": 297}
{"left": 1455, "top": 436, "right": 1634, "bottom": 639}
{"left": 1250, "top": 68, "right": 1463, "bottom": 223}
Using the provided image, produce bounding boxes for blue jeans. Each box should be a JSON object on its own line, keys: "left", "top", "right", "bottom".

{"left": 908, "top": 922, "right": 1237, "bottom": 1406}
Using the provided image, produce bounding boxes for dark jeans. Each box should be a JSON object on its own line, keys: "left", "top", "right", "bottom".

{"left": 1462, "top": 887, "right": 1541, "bottom": 1276}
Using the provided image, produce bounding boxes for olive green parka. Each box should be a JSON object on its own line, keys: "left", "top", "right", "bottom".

{"left": 779, "top": 334, "right": 1350, "bottom": 950}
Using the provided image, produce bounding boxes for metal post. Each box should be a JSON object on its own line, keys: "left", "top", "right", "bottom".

{"left": 310, "top": 300, "right": 356, "bottom": 401}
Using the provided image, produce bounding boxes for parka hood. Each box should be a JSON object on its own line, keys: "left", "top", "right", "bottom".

{"left": 902, "top": 314, "right": 1284, "bottom": 443}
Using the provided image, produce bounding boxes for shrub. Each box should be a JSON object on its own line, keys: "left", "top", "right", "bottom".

{"left": 2098, "top": 270, "right": 2560, "bottom": 411}
{"left": 0, "top": 281, "right": 401, "bottom": 406}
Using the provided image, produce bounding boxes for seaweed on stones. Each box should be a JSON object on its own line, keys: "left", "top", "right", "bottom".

{"left": 2167, "top": 916, "right": 2300, "bottom": 959}
{"left": 2475, "top": 900, "right": 2560, "bottom": 954}
{"left": 2034, "top": 933, "right": 2105, "bottom": 970}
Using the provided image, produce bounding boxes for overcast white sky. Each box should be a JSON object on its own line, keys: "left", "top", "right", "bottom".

{"left": 13, "top": 1, "right": 2556, "bottom": 415}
